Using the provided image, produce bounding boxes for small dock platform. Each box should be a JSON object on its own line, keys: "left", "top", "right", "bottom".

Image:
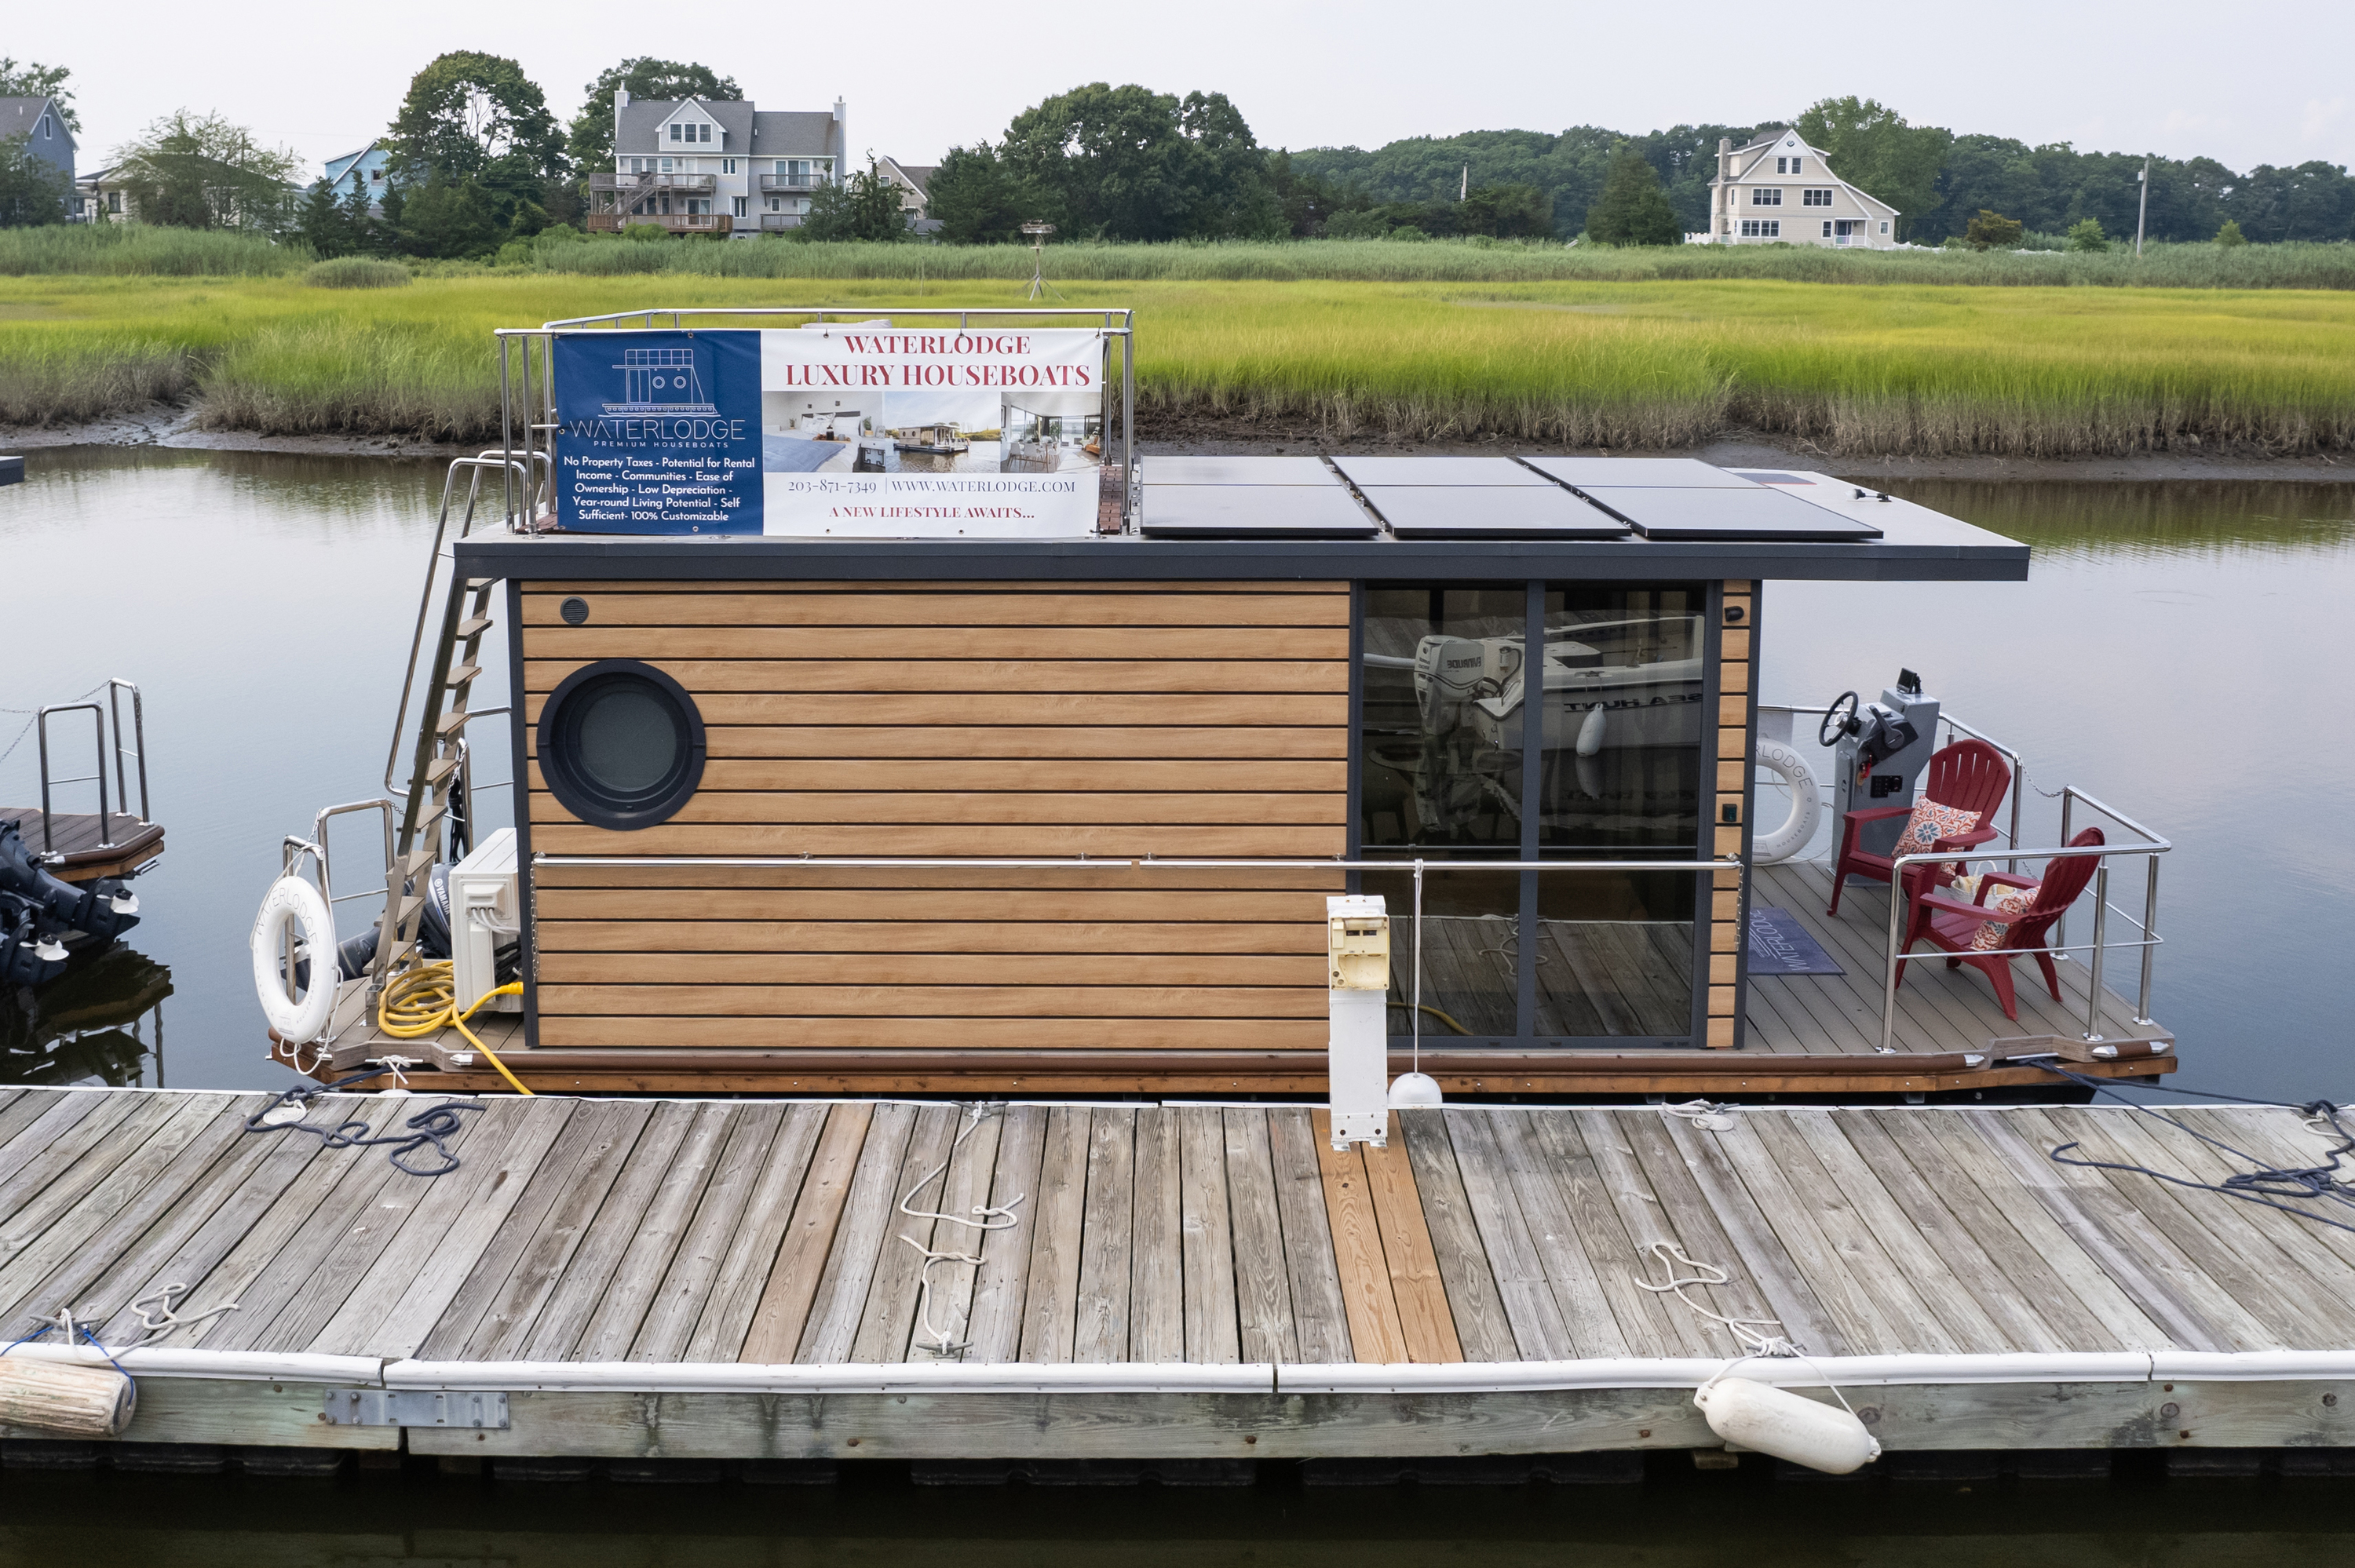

{"left": 0, "top": 1085, "right": 2347, "bottom": 1468}
{"left": 0, "top": 808, "right": 163, "bottom": 884}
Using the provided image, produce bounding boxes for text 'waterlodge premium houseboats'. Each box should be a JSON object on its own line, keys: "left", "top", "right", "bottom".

{"left": 258, "top": 308, "right": 2175, "bottom": 1105}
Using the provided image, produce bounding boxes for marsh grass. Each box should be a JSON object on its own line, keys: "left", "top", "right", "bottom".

{"left": 539, "top": 236, "right": 2355, "bottom": 290}
{"left": 303, "top": 258, "right": 411, "bottom": 290}
{"left": 0, "top": 224, "right": 305, "bottom": 278}
{"left": 2, "top": 273, "right": 2350, "bottom": 453}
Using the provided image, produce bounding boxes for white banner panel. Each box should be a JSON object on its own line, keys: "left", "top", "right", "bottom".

{"left": 758, "top": 326, "right": 1107, "bottom": 537}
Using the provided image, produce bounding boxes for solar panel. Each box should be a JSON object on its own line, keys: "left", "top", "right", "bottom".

{"left": 1359, "top": 486, "right": 1630, "bottom": 539}
{"left": 1576, "top": 485, "right": 1884, "bottom": 541}
{"left": 1726, "top": 470, "right": 1815, "bottom": 486}
{"left": 1521, "top": 457, "right": 1759, "bottom": 490}
{"left": 1138, "top": 484, "right": 1379, "bottom": 537}
{"left": 1329, "top": 456, "right": 1555, "bottom": 488}
{"left": 1141, "top": 455, "right": 1338, "bottom": 487}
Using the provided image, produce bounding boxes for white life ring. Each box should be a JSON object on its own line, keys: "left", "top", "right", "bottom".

{"left": 250, "top": 875, "right": 337, "bottom": 1045}
{"left": 1751, "top": 739, "right": 1822, "bottom": 864}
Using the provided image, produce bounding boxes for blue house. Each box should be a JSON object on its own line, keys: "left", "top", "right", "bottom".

{"left": 0, "top": 96, "right": 75, "bottom": 218}
{"left": 321, "top": 140, "right": 390, "bottom": 214}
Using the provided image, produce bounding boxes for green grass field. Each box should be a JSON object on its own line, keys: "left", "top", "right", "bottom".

{"left": 3, "top": 269, "right": 2351, "bottom": 454}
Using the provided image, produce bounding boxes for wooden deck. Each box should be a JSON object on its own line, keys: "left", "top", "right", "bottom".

{"left": 0, "top": 807, "right": 162, "bottom": 883}
{"left": 301, "top": 851, "right": 2170, "bottom": 1098}
{"left": 0, "top": 1085, "right": 2347, "bottom": 1461}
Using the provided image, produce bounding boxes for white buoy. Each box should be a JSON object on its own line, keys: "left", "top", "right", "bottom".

{"left": 1389, "top": 1072, "right": 1444, "bottom": 1107}
{"left": 0, "top": 1357, "right": 137, "bottom": 1439}
{"left": 1575, "top": 704, "right": 1607, "bottom": 757}
{"left": 1693, "top": 1376, "right": 1880, "bottom": 1475}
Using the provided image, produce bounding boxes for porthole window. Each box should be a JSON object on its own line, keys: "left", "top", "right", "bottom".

{"left": 538, "top": 661, "right": 706, "bottom": 830}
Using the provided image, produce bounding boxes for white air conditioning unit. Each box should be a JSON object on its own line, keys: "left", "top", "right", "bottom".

{"left": 449, "top": 828, "right": 521, "bottom": 1013}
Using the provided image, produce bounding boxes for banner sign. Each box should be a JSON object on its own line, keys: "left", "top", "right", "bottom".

{"left": 554, "top": 326, "right": 1107, "bottom": 537}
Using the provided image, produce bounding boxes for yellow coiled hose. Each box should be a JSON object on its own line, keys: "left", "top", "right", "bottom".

{"left": 376, "top": 961, "right": 532, "bottom": 1096}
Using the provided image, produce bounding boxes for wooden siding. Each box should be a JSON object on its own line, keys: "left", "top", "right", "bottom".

{"left": 521, "top": 583, "right": 1351, "bottom": 1056}
{"left": 1708, "top": 580, "right": 1754, "bottom": 1047}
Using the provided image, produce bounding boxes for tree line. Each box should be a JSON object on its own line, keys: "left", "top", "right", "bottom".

{"left": 5, "top": 53, "right": 2350, "bottom": 251}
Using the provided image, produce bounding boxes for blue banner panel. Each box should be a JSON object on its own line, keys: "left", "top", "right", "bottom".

{"left": 553, "top": 330, "right": 761, "bottom": 534}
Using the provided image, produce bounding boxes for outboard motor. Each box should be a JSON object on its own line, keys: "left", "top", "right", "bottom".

{"left": 1820, "top": 671, "right": 1942, "bottom": 857}
{"left": 0, "top": 820, "right": 141, "bottom": 950}
{"left": 0, "top": 895, "right": 69, "bottom": 988}
{"left": 304, "top": 861, "right": 455, "bottom": 986}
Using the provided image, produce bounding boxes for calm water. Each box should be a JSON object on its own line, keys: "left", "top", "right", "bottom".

{"left": 2, "top": 452, "right": 2353, "bottom": 1557}
{"left": 5, "top": 453, "right": 2349, "bottom": 1098}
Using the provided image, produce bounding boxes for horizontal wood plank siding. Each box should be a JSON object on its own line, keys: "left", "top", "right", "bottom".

{"left": 524, "top": 583, "right": 1350, "bottom": 1062}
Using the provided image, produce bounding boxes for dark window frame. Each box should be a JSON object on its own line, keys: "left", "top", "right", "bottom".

{"left": 1350, "top": 578, "right": 1722, "bottom": 1051}
{"left": 535, "top": 658, "right": 708, "bottom": 831}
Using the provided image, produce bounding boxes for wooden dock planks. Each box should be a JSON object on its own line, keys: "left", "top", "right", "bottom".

{"left": 2, "top": 1088, "right": 2352, "bottom": 1412}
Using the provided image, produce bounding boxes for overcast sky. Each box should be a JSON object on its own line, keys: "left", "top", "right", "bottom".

{"left": 13, "top": 0, "right": 2348, "bottom": 178}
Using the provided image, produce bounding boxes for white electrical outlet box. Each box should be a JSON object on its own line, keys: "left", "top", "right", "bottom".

{"left": 449, "top": 828, "right": 520, "bottom": 1014}
{"left": 1327, "top": 894, "right": 1391, "bottom": 1149}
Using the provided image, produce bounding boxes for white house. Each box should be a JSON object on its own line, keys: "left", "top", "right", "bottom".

{"left": 588, "top": 92, "right": 846, "bottom": 238}
{"left": 1702, "top": 129, "right": 1898, "bottom": 248}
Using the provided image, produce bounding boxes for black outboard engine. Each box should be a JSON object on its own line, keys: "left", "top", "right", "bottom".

{"left": 307, "top": 861, "right": 455, "bottom": 985}
{"left": 0, "top": 819, "right": 141, "bottom": 953}
{"left": 0, "top": 895, "right": 68, "bottom": 988}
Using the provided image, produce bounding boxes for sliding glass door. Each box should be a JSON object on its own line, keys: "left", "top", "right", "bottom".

{"left": 1357, "top": 580, "right": 1711, "bottom": 1048}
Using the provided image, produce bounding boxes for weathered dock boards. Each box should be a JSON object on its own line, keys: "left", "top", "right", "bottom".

{"left": 0, "top": 1086, "right": 2346, "bottom": 1461}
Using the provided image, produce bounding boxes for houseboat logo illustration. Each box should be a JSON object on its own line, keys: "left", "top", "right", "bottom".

{"left": 604, "top": 344, "right": 718, "bottom": 417}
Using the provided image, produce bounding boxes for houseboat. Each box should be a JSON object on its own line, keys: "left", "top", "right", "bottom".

{"left": 254, "top": 308, "right": 2173, "bottom": 1102}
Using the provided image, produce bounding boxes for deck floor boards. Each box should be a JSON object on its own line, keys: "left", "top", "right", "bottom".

{"left": 0, "top": 1088, "right": 2344, "bottom": 1383}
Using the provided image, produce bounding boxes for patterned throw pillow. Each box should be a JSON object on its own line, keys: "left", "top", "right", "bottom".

{"left": 1971, "top": 881, "right": 2037, "bottom": 950}
{"left": 1892, "top": 799, "right": 1980, "bottom": 863}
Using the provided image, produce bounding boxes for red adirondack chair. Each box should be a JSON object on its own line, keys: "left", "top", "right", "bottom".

{"left": 1825, "top": 738, "right": 2012, "bottom": 918}
{"left": 1897, "top": 826, "right": 2105, "bottom": 1021}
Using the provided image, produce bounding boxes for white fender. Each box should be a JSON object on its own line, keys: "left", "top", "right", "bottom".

{"left": 1575, "top": 704, "right": 1607, "bottom": 757}
{"left": 1751, "top": 739, "right": 1822, "bottom": 865}
{"left": 250, "top": 875, "right": 337, "bottom": 1045}
{"left": 1694, "top": 1375, "right": 1881, "bottom": 1474}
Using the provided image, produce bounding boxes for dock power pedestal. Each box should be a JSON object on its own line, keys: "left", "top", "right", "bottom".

{"left": 1326, "top": 895, "right": 1391, "bottom": 1150}
{"left": 1831, "top": 674, "right": 1942, "bottom": 859}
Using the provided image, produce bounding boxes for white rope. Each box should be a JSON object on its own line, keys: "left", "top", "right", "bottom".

{"left": 1631, "top": 1241, "right": 1861, "bottom": 1416}
{"left": 895, "top": 1103, "right": 1024, "bottom": 1359}
{"left": 124, "top": 1283, "right": 239, "bottom": 1344}
{"left": 1660, "top": 1099, "right": 1738, "bottom": 1132}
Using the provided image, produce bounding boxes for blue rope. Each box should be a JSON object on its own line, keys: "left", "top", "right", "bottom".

{"left": 0, "top": 1317, "right": 130, "bottom": 1376}
{"left": 245, "top": 1067, "right": 484, "bottom": 1178}
{"left": 2027, "top": 1059, "right": 2355, "bottom": 1237}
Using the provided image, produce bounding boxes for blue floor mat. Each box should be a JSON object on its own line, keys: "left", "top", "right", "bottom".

{"left": 1747, "top": 906, "right": 1846, "bottom": 976}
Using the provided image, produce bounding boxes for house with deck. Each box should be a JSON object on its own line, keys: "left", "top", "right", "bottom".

{"left": 588, "top": 92, "right": 847, "bottom": 238}
{"left": 1705, "top": 129, "right": 1899, "bottom": 247}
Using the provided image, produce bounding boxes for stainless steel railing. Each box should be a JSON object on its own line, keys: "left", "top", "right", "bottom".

{"left": 1879, "top": 789, "right": 2169, "bottom": 1051}
{"left": 34, "top": 678, "right": 145, "bottom": 859}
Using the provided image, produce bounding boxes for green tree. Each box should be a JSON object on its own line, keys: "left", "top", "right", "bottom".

{"left": 1964, "top": 209, "right": 2024, "bottom": 249}
{"left": 297, "top": 178, "right": 350, "bottom": 256}
{"left": 1459, "top": 183, "right": 1554, "bottom": 238}
{"left": 392, "top": 173, "right": 502, "bottom": 257}
{"left": 799, "top": 159, "right": 911, "bottom": 242}
{"left": 341, "top": 173, "right": 378, "bottom": 253}
{"left": 1001, "top": 82, "right": 1283, "bottom": 241}
{"left": 1584, "top": 149, "right": 1681, "bottom": 244}
{"left": 112, "top": 111, "right": 300, "bottom": 231}
{"left": 0, "top": 60, "right": 78, "bottom": 133}
{"left": 923, "top": 142, "right": 1038, "bottom": 244}
{"left": 385, "top": 53, "right": 568, "bottom": 253}
{"left": 1791, "top": 97, "right": 1951, "bottom": 240}
{"left": 568, "top": 58, "right": 741, "bottom": 176}
{"left": 2064, "top": 216, "right": 2108, "bottom": 251}
{"left": 0, "top": 132, "right": 73, "bottom": 225}
{"left": 2214, "top": 218, "right": 2247, "bottom": 246}
{"left": 1265, "top": 149, "right": 1368, "bottom": 238}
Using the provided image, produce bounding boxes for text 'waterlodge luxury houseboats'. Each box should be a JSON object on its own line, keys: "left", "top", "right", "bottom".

{"left": 260, "top": 308, "right": 2175, "bottom": 1104}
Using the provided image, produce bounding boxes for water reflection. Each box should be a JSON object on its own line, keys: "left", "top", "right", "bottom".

{"left": 0, "top": 1463, "right": 2347, "bottom": 1566}
{"left": 0, "top": 944, "right": 167, "bottom": 1086}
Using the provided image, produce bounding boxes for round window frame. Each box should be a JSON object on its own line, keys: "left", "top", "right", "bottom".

{"left": 537, "top": 659, "right": 707, "bottom": 831}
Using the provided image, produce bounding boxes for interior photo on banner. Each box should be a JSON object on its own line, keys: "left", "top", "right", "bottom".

{"left": 551, "top": 326, "right": 1108, "bottom": 537}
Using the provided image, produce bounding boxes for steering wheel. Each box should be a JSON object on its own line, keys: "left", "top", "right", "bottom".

{"left": 1818, "top": 691, "right": 1860, "bottom": 747}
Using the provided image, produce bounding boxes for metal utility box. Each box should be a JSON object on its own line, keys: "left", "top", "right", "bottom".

{"left": 448, "top": 829, "right": 520, "bottom": 1013}
{"left": 1327, "top": 894, "right": 1391, "bottom": 1150}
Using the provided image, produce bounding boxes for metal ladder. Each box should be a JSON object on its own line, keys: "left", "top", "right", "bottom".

{"left": 366, "top": 454, "right": 537, "bottom": 996}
